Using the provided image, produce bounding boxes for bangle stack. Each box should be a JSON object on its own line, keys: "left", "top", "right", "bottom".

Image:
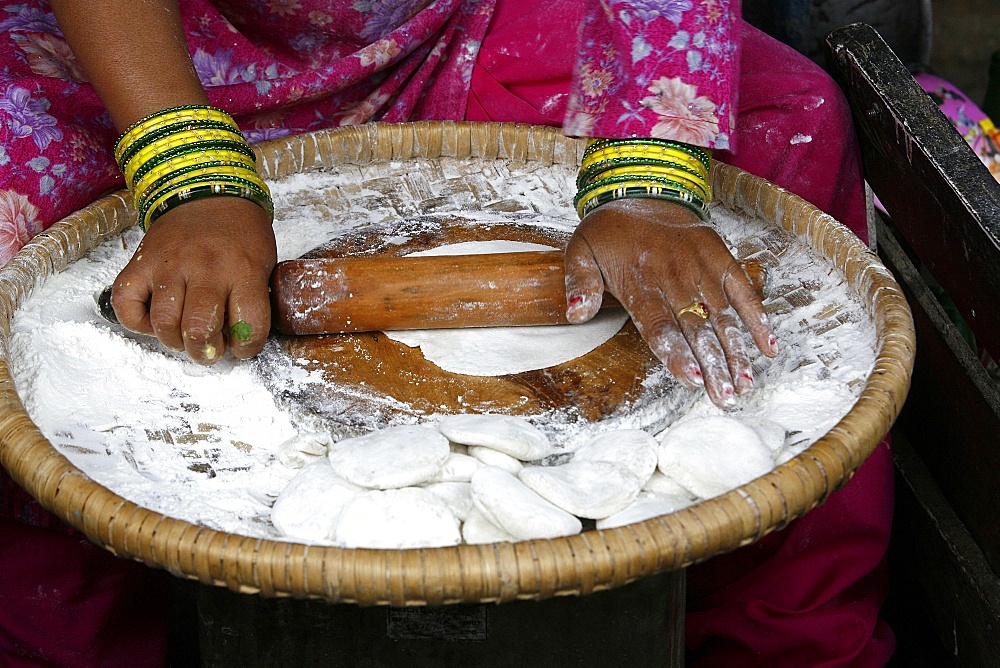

{"left": 574, "top": 137, "right": 712, "bottom": 221}
{"left": 114, "top": 105, "right": 273, "bottom": 232}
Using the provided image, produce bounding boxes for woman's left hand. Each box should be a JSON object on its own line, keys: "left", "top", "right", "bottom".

{"left": 563, "top": 197, "right": 777, "bottom": 410}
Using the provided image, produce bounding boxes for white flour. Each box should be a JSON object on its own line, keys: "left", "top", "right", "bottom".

{"left": 6, "top": 159, "right": 879, "bottom": 543}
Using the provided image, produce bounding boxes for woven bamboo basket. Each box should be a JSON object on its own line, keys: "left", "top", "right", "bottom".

{"left": 0, "top": 122, "right": 914, "bottom": 606}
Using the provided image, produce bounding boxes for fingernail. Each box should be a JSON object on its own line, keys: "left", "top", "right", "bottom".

{"left": 768, "top": 334, "right": 779, "bottom": 355}
{"left": 566, "top": 294, "right": 586, "bottom": 317}
{"left": 738, "top": 371, "right": 755, "bottom": 390}
{"left": 722, "top": 383, "right": 738, "bottom": 407}
{"left": 686, "top": 365, "right": 704, "bottom": 386}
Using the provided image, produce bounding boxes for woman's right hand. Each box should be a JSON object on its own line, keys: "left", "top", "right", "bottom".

{"left": 110, "top": 197, "right": 277, "bottom": 364}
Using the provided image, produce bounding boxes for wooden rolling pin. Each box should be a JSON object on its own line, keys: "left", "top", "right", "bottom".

{"left": 270, "top": 251, "right": 767, "bottom": 336}
{"left": 271, "top": 250, "right": 620, "bottom": 335}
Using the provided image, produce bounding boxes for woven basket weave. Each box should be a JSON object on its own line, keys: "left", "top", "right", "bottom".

{"left": 0, "top": 122, "right": 914, "bottom": 605}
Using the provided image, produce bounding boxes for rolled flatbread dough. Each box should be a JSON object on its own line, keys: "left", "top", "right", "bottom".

{"left": 385, "top": 241, "right": 629, "bottom": 376}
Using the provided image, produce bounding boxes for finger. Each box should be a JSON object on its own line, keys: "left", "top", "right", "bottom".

{"left": 711, "top": 306, "right": 755, "bottom": 394}
{"left": 147, "top": 281, "right": 187, "bottom": 352}
{"left": 178, "top": 283, "right": 228, "bottom": 364}
{"left": 628, "top": 285, "right": 704, "bottom": 391}
{"left": 225, "top": 281, "right": 271, "bottom": 360}
{"left": 724, "top": 263, "right": 778, "bottom": 358}
{"left": 674, "top": 303, "right": 738, "bottom": 409}
{"left": 110, "top": 275, "right": 154, "bottom": 336}
{"left": 563, "top": 233, "right": 606, "bottom": 324}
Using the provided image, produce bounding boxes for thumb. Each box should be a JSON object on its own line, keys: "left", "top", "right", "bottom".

{"left": 563, "top": 234, "right": 605, "bottom": 324}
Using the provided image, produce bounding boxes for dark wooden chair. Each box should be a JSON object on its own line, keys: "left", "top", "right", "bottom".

{"left": 826, "top": 23, "right": 1000, "bottom": 666}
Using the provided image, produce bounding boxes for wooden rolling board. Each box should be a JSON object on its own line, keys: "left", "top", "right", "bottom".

{"left": 253, "top": 216, "right": 696, "bottom": 444}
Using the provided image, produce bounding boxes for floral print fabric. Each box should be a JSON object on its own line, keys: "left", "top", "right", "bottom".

{"left": 0, "top": 0, "right": 738, "bottom": 266}
{"left": 567, "top": 0, "right": 739, "bottom": 149}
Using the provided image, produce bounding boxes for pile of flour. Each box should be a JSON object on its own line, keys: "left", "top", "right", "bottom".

{"left": 5, "top": 161, "right": 878, "bottom": 546}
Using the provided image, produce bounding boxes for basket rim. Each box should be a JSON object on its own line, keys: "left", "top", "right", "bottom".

{"left": 0, "top": 121, "right": 915, "bottom": 605}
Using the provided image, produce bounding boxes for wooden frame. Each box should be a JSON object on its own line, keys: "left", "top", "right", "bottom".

{"left": 826, "top": 22, "right": 1000, "bottom": 665}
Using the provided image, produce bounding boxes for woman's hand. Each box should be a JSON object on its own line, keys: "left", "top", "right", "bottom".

{"left": 564, "top": 198, "right": 778, "bottom": 410}
{"left": 110, "top": 197, "right": 277, "bottom": 364}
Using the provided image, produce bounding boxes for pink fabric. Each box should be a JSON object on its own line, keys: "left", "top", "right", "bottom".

{"left": 0, "top": 0, "right": 496, "bottom": 264}
{"left": 685, "top": 440, "right": 895, "bottom": 667}
{"left": 0, "top": 519, "right": 171, "bottom": 667}
{"left": 470, "top": 9, "right": 870, "bottom": 244}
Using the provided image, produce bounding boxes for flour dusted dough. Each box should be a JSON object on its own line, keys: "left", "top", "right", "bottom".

{"left": 595, "top": 491, "right": 695, "bottom": 530}
{"left": 277, "top": 431, "right": 333, "bottom": 468}
{"left": 426, "top": 451, "right": 482, "bottom": 483}
{"left": 518, "top": 460, "right": 643, "bottom": 520}
{"left": 643, "top": 470, "right": 696, "bottom": 497}
{"left": 384, "top": 241, "right": 630, "bottom": 376}
{"left": 570, "top": 429, "right": 659, "bottom": 480}
{"left": 437, "top": 413, "right": 552, "bottom": 460}
{"left": 271, "top": 459, "right": 360, "bottom": 543}
{"left": 333, "top": 487, "right": 462, "bottom": 549}
{"left": 326, "top": 424, "right": 450, "bottom": 489}
{"left": 657, "top": 416, "right": 774, "bottom": 498}
{"left": 468, "top": 445, "right": 523, "bottom": 474}
{"left": 422, "top": 481, "right": 475, "bottom": 521}
{"left": 471, "top": 467, "right": 582, "bottom": 540}
{"left": 462, "top": 507, "right": 517, "bottom": 544}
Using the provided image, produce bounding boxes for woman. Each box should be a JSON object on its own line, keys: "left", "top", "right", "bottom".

{"left": 0, "top": 1, "right": 894, "bottom": 665}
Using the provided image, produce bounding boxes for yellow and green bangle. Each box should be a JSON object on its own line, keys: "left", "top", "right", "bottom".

{"left": 117, "top": 119, "right": 243, "bottom": 169}
{"left": 141, "top": 175, "right": 272, "bottom": 231}
{"left": 582, "top": 146, "right": 708, "bottom": 176}
{"left": 576, "top": 156, "right": 707, "bottom": 189}
{"left": 114, "top": 105, "right": 240, "bottom": 161}
{"left": 576, "top": 181, "right": 710, "bottom": 221}
{"left": 113, "top": 104, "right": 273, "bottom": 232}
{"left": 576, "top": 137, "right": 713, "bottom": 220}
{"left": 578, "top": 166, "right": 711, "bottom": 201}
{"left": 584, "top": 137, "right": 711, "bottom": 170}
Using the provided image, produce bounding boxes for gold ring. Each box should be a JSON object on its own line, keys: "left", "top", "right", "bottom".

{"left": 677, "top": 301, "right": 709, "bottom": 319}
